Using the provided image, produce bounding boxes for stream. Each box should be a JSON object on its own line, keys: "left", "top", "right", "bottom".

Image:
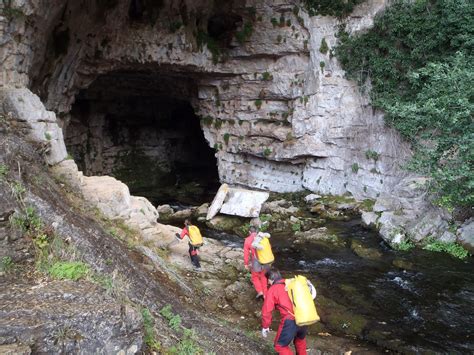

{"left": 204, "top": 219, "right": 474, "bottom": 353}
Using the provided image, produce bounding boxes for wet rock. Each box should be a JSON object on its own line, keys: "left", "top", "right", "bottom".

{"left": 350, "top": 240, "right": 382, "bottom": 261}
{"left": 195, "top": 203, "right": 209, "bottom": 218}
{"left": 168, "top": 208, "right": 193, "bottom": 222}
{"left": 361, "top": 211, "right": 378, "bottom": 228}
{"left": 373, "top": 197, "right": 402, "bottom": 213}
{"left": 156, "top": 204, "right": 174, "bottom": 223}
{"left": 294, "top": 227, "right": 344, "bottom": 247}
{"left": 262, "top": 199, "right": 300, "bottom": 216}
{"left": 317, "top": 295, "right": 368, "bottom": 338}
{"left": 0, "top": 280, "right": 143, "bottom": 354}
{"left": 438, "top": 231, "right": 456, "bottom": 243}
{"left": 206, "top": 215, "right": 245, "bottom": 234}
{"left": 156, "top": 204, "right": 174, "bottom": 215}
{"left": 457, "top": 218, "right": 474, "bottom": 253}
{"left": 304, "top": 194, "right": 321, "bottom": 204}
{"left": 392, "top": 259, "right": 415, "bottom": 270}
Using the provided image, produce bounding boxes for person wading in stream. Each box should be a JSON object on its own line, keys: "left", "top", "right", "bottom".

{"left": 176, "top": 219, "right": 203, "bottom": 270}
{"left": 261, "top": 268, "right": 316, "bottom": 355}
{"left": 244, "top": 226, "right": 270, "bottom": 299}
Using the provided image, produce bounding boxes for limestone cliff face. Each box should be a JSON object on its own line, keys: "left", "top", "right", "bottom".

{"left": 0, "top": 0, "right": 463, "bottom": 243}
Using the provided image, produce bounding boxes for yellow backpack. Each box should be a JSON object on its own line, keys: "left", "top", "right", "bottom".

{"left": 188, "top": 225, "right": 203, "bottom": 246}
{"left": 255, "top": 236, "right": 274, "bottom": 265}
{"left": 285, "top": 275, "right": 320, "bottom": 326}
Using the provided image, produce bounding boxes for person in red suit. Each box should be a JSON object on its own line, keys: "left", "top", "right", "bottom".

{"left": 261, "top": 268, "right": 309, "bottom": 355}
{"left": 243, "top": 226, "right": 268, "bottom": 299}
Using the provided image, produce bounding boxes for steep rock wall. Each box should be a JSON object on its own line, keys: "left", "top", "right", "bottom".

{"left": 0, "top": 0, "right": 462, "bottom": 243}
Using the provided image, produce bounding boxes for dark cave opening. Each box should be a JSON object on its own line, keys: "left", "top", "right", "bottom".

{"left": 65, "top": 70, "right": 220, "bottom": 206}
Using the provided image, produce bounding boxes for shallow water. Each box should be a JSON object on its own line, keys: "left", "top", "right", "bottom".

{"left": 206, "top": 219, "right": 474, "bottom": 353}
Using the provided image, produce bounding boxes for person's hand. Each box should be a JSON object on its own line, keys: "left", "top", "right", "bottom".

{"left": 261, "top": 328, "right": 270, "bottom": 338}
{"left": 244, "top": 264, "right": 250, "bottom": 270}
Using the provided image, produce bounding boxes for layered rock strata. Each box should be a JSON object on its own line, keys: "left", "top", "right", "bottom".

{"left": 0, "top": 0, "right": 464, "bottom": 244}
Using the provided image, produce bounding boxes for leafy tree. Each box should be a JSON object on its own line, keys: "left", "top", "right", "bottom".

{"left": 335, "top": 0, "right": 474, "bottom": 210}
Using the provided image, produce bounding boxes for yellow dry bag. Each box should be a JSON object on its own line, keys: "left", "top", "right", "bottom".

{"left": 188, "top": 225, "right": 203, "bottom": 246}
{"left": 286, "top": 275, "right": 320, "bottom": 326}
{"left": 256, "top": 236, "right": 274, "bottom": 265}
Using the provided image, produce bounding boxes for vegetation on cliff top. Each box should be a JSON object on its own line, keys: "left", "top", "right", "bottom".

{"left": 335, "top": 0, "right": 474, "bottom": 211}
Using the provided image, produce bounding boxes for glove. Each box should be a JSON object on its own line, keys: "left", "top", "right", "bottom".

{"left": 261, "top": 328, "right": 270, "bottom": 338}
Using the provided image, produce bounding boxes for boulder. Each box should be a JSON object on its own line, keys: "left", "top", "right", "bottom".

{"left": 81, "top": 175, "right": 132, "bottom": 219}
{"left": 50, "top": 159, "right": 84, "bottom": 192}
{"left": 350, "top": 240, "right": 382, "bottom": 261}
{"left": 261, "top": 199, "right": 299, "bottom": 215}
{"left": 206, "top": 215, "right": 244, "bottom": 233}
{"left": 207, "top": 184, "right": 229, "bottom": 220}
{"left": 361, "top": 211, "right": 378, "bottom": 228}
{"left": 195, "top": 203, "right": 209, "bottom": 217}
{"left": 457, "top": 218, "right": 474, "bottom": 253}
{"left": 304, "top": 194, "right": 321, "bottom": 203}
{"left": 219, "top": 188, "right": 269, "bottom": 218}
{"left": 128, "top": 196, "right": 159, "bottom": 230}
{"left": 0, "top": 88, "right": 67, "bottom": 165}
{"left": 157, "top": 204, "right": 174, "bottom": 215}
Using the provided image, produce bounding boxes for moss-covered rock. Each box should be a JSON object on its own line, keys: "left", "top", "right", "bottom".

{"left": 316, "top": 295, "right": 368, "bottom": 337}
{"left": 350, "top": 240, "right": 383, "bottom": 261}
{"left": 206, "top": 215, "right": 247, "bottom": 234}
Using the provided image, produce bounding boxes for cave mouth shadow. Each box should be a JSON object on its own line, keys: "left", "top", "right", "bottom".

{"left": 65, "top": 70, "right": 220, "bottom": 207}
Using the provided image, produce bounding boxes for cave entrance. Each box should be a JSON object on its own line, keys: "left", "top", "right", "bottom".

{"left": 65, "top": 70, "right": 219, "bottom": 206}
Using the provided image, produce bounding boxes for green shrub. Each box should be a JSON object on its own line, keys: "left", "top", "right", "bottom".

{"left": 270, "top": 17, "right": 278, "bottom": 27}
{"left": 319, "top": 38, "right": 329, "bottom": 54}
{"left": 48, "top": 261, "right": 90, "bottom": 281}
{"left": 263, "top": 147, "right": 272, "bottom": 157}
{"left": 201, "top": 116, "right": 213, "bottom": 126}
{"left": 142, "top": 308, "right": 161, "bottom": 351}
{"left": 392, "top": 240, "right": 415, "bottom": 251}
{"left": 360, "top": 199, "right": 375, "bottom": 211}
{"left": 196, "top": 30, "right": 220, "bottom": 64}
{"left": 223, "top": 133, "right": 230, "bottom": 145}
{"left": 304, "top": 0, "right": 364, "bottom": 18}
{"left": 262, "top": 72, "right": 273, "bottom": 81}
{"left": 255, "top": 99, "right": 263, "bottom": 109}
{"left": 319, "top": 61, "right": 325, "bottom": 72}
{"left": 291, "top": 223, "right": 301, "bottom": 232}
{"left": 423, "top": 238, "right": 470, "bottom": 259}
{"left": 351, "top": 163, "right": 359, "bottom": 174}
{"left": 365, "top": 150, "right": 379, "bottom": 161}
{"left": 213, "top": 119, "right": 223, "bottom": 129}
{"left": 159, "top": 304, "right": 182, "bottom": 331}
{"left": 0, "top": 256, "right": 14, "bottom": 272}
{"left": 235, "top": 22, "right": 253, "bottom": 44}
{"left": 335, "top": 0, "right": 474, "bottom": 210}
{"left": 0, "top": 164, "right": 8, "bottom": 180}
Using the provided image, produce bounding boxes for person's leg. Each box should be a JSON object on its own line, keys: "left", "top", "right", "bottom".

{"left": 294, "top": 326, "right": 308, "bottom": 354}
{"left": 251, "top": 271, "right": 264, "bottom": 296}
{"left": 259, "top": 270, "right": 268, "bottom": 297}
{"left": 274, "top": 319, "right": 297, "bottom": 355}
{"left": 188, "top": 244, "right": 200, "bottom": 268}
